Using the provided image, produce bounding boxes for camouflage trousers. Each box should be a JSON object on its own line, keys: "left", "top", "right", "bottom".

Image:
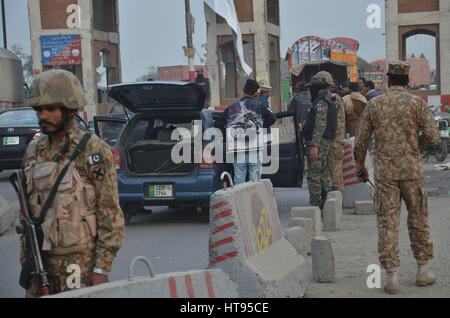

{"left": 306, "top": 139, "right": 332, "bottom": 207}
{"left": 375, "top": 179, "right": 433, "bottom": 271}
{"left": 328, "top": 141, "right": 344, "bottom": 193}
{"left": 26, "top": 250, "right": 95, "bottom": 297}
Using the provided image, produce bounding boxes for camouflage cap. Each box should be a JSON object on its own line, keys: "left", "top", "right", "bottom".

{"left": 387, "top": 60, "right": 410, "bottom": 76}
{"left": 26, "top": 69, "right": 87, "bottom": 111}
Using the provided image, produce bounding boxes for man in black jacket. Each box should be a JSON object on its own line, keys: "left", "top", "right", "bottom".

{"left": 195, "top": 68, "right": 211, "bottom": 108}
{"left": 224, "top": 79, "right": 277, "bottom": 185}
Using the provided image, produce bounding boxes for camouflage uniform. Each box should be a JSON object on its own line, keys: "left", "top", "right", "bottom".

{"left": 20, "top": 70, "right": 125, "bottom": 296}
{"left": 328, "top": 93, "right": 346, "bottom": 192}
{"left": 306, "top": 72, "right": 336, "bottom": 207}
{"left": 354, "top": 61, "right": 439, "bottom": 271}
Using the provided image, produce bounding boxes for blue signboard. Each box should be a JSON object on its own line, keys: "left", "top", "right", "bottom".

{"left": 41, "top": 34, "right": 82, "bottom": 66}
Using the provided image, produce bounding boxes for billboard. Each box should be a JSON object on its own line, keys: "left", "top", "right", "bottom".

{"left": 41, "top": 34, "right": 82, "bottom": 66}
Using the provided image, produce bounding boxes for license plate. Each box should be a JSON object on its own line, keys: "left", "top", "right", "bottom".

{"left": 148, "top": 185, "right": 173, "bottom": 198}
{"left": 440, "top": 130, "right": 449, "bottom": 138}
{"left": 3, "top": 136, "right": 19, "bottom": 145}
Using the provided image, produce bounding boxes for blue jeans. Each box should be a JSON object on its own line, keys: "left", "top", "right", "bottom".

{"left": 233, "top": 152, "right": 262, "bottom": 185}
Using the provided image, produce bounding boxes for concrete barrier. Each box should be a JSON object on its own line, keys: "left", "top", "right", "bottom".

{"left": 290, "top": 207, "right": 322, "bottom": 236}
{"left": 311, "top": 237, "right": 335, "bottom": 283}
{"left": 284, "top": 226, "right": 308, "bottom": 258}
{"left": 209, "top": 177, "right": 309, "bottom": 298}
{"left": 342, "top": 138, "right": 373, "bottom": 208}
{"left": 322, "top": 198, "right": 341, "bottom": 232}
{"left": 326, "top": 191, "right": 343, "bottom": 209}
{"left": 47, "top": 257, "right": 238, "bottom": 298}
{"left": 288, "top": 217, "right": 313, "bottom": 254}
{"left": 0, "top": 195, "right": 16, "bottom": 235}
{"left": 354, "top": 201, "right": 375, "bottom": 215}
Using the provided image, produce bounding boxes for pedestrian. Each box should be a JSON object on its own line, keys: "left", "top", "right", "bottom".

{"left": 339, "top": 82, "right": 351, "bottom": 97}
{"left": 365, "top": 80, "right": 379, "bottom": 101}
{"left": 224, "top": 79, "right": 277, "bottom": 185}
{"left": 288, "top": 82, "right": 312, "bottom": 174}
{"left": 357, "top": 77, "right": 367, "bottom": 94}
{"left": 354, "top": 60, "right": 439, "bottom": 295}
{"left": 259, "top": 85, "right": 272, "bottom": 110}
{"left": 302, "top": 71, "right": 338, "bottom": 208}
{"left": 20, "top": 70, "right": 125, "bottom": 297}
{"left": 343, "top": 82, "right": 368, "bottom": 137}
{"left": 328, "top": 81, "right": 347, "bottom": 193}
{"left": 195, "top": 67, "right": 211, "bottom": 108}
{"left": 288, "top": 83, "right": 312, "bottom": 128}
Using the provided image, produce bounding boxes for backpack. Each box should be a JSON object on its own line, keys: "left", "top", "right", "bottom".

{"left": 226, "top": 99, "right": 264, "bottom": 153}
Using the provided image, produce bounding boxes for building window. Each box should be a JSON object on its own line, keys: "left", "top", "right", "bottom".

{"left": 267, "top": 0, "right": 280, "bottom": 25}
{"left": 218, "top": 36, "right": 255, "bottom": 100}
{"left": 401, "top": 25, "right": 439, "bottom": 93}
{"left": 93, "top": 0, "right": 117, "bottom": 32}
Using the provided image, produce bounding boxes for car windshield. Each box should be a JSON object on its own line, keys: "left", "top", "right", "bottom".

{"left": 0, "top": 109, "right": 38, "bottom": 126}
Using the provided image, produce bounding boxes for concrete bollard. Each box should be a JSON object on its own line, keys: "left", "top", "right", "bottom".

{"left": 322, "top": 198, "right": 341, "bottom": 232}
{"left": 284, "top": 226, "right": 308, "bottom": 258}
{"left": 288, "top": 217, "right": 313, "bottom": 254}
{"left": 290, "top": 207, "right": 322, "bottom": 236}
{"left": 326, "top": 191, "right": 343, "bottom": 209}
{"left": 311, "top": 237, "right": 335, "bottom": 283}
{"left": 354, "top": 201, "right": 375, "bottom": 215}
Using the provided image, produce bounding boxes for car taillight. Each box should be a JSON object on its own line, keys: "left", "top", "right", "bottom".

{"left": 112, "top": 146, "right": 121, "bottom": 170}
{"left": 199, "top": 147, "right": 217, "bottom": 169}
{"left": 199, "top": 159, "right": 217, "bottom": 169}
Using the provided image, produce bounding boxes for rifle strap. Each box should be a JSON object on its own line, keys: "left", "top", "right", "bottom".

{"left": 33, "top": 133, "right": 92, "bottom": 227}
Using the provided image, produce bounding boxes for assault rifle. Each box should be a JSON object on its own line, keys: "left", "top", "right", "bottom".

{"left": 9, "top": 171, "right": 50, "bottom": 297}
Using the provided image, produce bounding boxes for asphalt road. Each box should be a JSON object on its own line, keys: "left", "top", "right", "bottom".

{"left": 0, "top": 157, "right": 448, "bottom": 298}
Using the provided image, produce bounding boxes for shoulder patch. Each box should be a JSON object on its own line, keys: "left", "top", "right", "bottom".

{"left": 88, "top": 153, "right": 103, "bottom": 165}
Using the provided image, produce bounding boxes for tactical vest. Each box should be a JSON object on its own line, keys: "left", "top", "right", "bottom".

{"left": 303, "top": 92, "right": 338, "bottom": 142}
{"left": 23, "top": 136, "right": 97, "bottom": 255}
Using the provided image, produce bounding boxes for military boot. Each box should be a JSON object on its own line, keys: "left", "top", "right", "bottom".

{"left": 416, "top": 262, "right": 436, "bottom": 287}
{"left": 384, "top": 270, "right": 399, "bottom": 295}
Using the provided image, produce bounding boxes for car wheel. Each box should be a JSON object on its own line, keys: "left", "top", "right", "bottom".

{"left": 434, "top": 138, "right": 448, "bottom": 162}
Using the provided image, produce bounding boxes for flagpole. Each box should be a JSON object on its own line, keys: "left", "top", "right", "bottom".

{"left": 1, "top": 0, "right": 7, "bottom": 49}
{"left": 185, "top": 0, "right": 195, "bottom": 83}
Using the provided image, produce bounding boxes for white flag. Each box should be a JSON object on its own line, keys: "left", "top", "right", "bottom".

{"left": 204, "top": 0, "right": 253, "bottom": 75}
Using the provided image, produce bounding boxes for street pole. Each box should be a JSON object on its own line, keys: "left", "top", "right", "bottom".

{"left": 185, "top": 0, "right": 195, "bottom": 83}
{"left": 1, "top": 0, "right": 7, "bottom": 49}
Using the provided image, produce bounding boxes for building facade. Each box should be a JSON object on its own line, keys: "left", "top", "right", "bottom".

{"left": 204, "top": 0, "right": 282, "bottom": 112}
{"left": 27, "top": 0, "right": 122, "bottom": 121}
{"left": 385, "top": 0, "right": 450, "bottom": 106}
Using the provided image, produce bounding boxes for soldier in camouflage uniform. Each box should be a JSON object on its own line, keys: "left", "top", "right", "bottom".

{"left": 354, "top": 60, "right": 439, "bottom": 295}
{"left": 303, "top": 71, "right": 338, "bottom": 208}
{"left": 20, "top": 70, "right": 125, "bottom": 297}
{"left": 329, "top": 82, "right": 346, "bottom": 193}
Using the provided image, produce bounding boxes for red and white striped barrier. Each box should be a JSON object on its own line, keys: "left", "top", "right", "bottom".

{"left": 48, "top": 267, "right": 238, "bottom": 298}
{"left": 209, "top": 177, "right": 309, "bottom": 298}
{"left": 342, "top": 137, "right": 374, "bottom": 208}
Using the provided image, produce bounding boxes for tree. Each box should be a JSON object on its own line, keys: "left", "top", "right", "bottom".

{"left": 11, "top": 44, "right": 34, "bottom": 85}
{"left": 136, "top": 65, "right": 159, "bottom": 82}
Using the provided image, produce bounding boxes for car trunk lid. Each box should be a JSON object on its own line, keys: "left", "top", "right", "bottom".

{"left": 108, "top": 82, "right": 206, "bottom": 113}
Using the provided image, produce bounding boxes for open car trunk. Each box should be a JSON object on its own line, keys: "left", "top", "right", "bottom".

{"left": 122, "top": 114, "right": 199, "bottom": 175}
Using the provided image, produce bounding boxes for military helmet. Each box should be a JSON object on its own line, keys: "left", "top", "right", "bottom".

{"left": 26, "top": 69, "right": 87, "bottom": 111}
{"left": 310, "top": 71, "right": 334, "bottom": 86}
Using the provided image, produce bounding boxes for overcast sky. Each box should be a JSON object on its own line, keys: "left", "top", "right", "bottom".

{"left": 2, "top": 0, "right": 386, "bottom": 82}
